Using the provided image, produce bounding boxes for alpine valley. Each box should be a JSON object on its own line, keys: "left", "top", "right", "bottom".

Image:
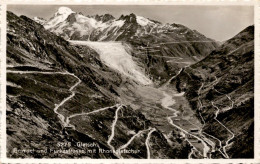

{"left": 6, "top": 7, "right": 254, "bottom": 159}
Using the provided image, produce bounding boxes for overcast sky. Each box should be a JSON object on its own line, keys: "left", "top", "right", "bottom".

{"left": 8, "top": 5, "right": 254, "bottom": 41}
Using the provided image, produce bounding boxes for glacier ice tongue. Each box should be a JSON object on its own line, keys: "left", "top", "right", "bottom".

{"left": 69, "top": 41, "right": 152, "bottom": 85}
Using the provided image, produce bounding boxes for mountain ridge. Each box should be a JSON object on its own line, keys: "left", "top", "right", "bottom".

{"left": 171, "top": 25, "right": 254, "bottom": 158}
{"left": 33, "top": 7, "right": 217, "bottom": 44}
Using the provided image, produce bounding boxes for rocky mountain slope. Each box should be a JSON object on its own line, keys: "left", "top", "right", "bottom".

{"left": 7, "top": 11, "right": 192, "bottom": 159}
{"left": 172, "top": 25, "right": 254, "bottom": 158}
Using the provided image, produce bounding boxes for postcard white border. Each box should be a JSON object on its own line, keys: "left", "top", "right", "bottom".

{"left": 0, "top": 0, "right": 259, "bottom": 163}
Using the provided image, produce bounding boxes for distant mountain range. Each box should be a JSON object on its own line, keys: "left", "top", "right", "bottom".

{"left": 33, "top": 7, "right": 216, "bottom": 44}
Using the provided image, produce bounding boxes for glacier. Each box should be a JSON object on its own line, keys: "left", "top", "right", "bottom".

{"left": 69, "top": 41, "right": 152, "bottom": 85}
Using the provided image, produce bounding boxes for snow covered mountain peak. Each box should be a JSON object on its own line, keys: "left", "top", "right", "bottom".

{"left": 136, "top": 15, "right": 155, "bottom": 26}
{"left": 44, "top": 7, "right": 75, "bottom": 29}
{"left": 35, "top": 8, "right": 205, "bottom": 41}
{"left": 55, "top": 7, "right": 75, "bottom": 16}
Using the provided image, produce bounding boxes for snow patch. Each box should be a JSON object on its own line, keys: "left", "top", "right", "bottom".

{"left": 33, "top": 17, "right": 46, "bottom": 24}
{"left": 110, "top": 20, "right": 125, "bottom": 28}
{"left": 136, "top": 16, "right": 153, "bottom": 26}
{"left": 96, "top": 19, "right": 125, "bottom": 32}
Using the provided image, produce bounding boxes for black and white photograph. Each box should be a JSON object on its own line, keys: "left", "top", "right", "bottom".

{"left": 5, "top": 4, "right": 254, "bottom": 159}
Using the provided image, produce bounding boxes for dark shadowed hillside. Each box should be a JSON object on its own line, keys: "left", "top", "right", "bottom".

{"left": 172, "top": 25, "right": 254, "bottom": 158}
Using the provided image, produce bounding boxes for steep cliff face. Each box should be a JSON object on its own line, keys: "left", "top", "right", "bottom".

{"left": 173, "top": 25, "right": 254, "bottom": 158}
{"left": 7, "top": 11, "right": 190, "bottom": 159}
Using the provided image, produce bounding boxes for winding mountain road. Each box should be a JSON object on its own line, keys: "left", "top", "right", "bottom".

{"left": 161, "top": 67, "right": 211, "bottom": 158}
{"left": 188, "top": 146, "right": 195, "bottom": 159}
{"left": 7, "top": 42, "right": 232, "bottom": 159}
{"left": 157, "top": 40, "right": 216, "bottom": 46}
{"left": 211, "top": 101, "right": 234, "bottom": 158}
{"left": 161, "top": 68, "right": 184, "bottom": 88}
{"left": 107, "top": 104, "right": 123, "bottom": 158}
{"left": 197, "top": 78, "right": 236, "bottom": 159}
{"left": 214, "top": 88, "right": 234, "bottom": 111}
{"left": 196, "top": 82, "right": 220, "bottom": 158}
{"left": 211, "top": 80, "right": 235, "bottom": 158}
{"left": 65, "top": 104, "right": 120, "bottom": 129}
{"left": 145, "top": 128, "right": 156, "bottom": 159}
{"left": 7, "top": 70, "right": 82, "bottom": 127}
{"left": 117, "top": 128, "right": 150, "bottom": 151}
